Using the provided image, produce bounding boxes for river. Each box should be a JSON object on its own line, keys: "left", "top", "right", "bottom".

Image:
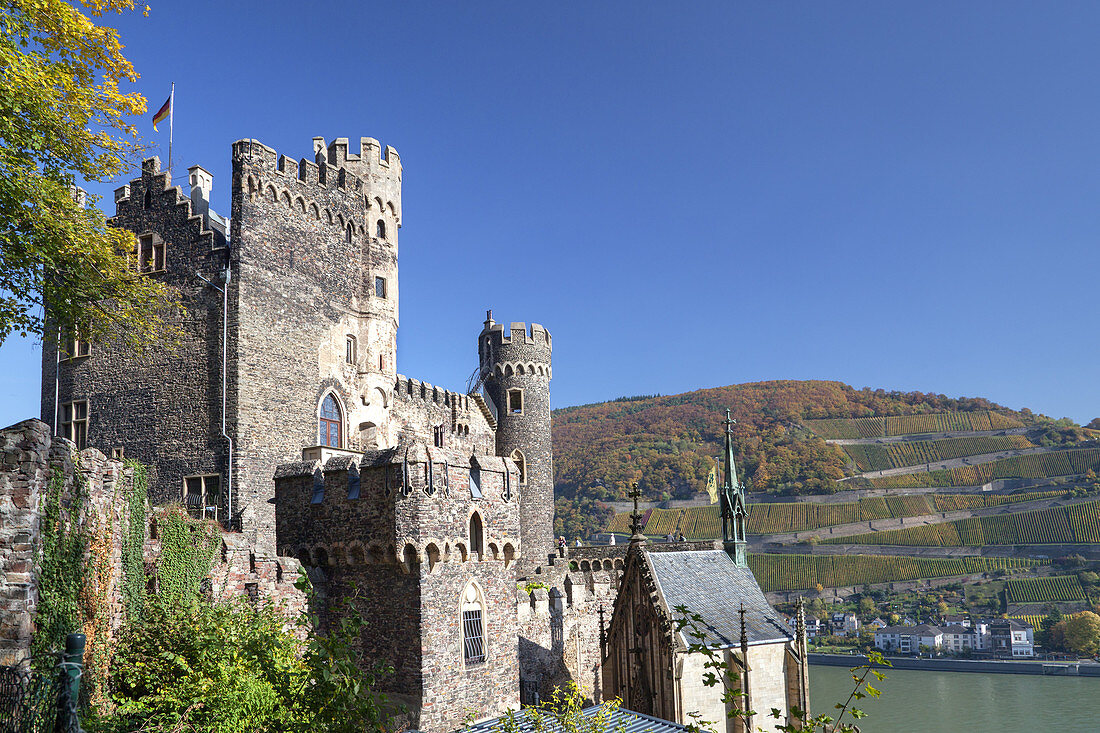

{"left": 810, "top": 664, "right": 1100, "bottom": 732}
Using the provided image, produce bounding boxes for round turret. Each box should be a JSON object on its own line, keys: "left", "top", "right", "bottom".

{"left": 478, "top": 312, "right": 553, "bottom": 568}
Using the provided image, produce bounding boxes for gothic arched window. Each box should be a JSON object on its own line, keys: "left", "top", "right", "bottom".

{"left": 319, "top": 394, "right": 342, "bottom": 448}
{"left": 510, "top": 449, "right": 527, "bottom": 485}
{"left": 376, "top": 219, "right": 386, "bottom": 239}
{"left": 469, "top": 512, "right": 484, "bottom": 557}
{"left": 462, "top": 582, "right": 486, "bottom": 665}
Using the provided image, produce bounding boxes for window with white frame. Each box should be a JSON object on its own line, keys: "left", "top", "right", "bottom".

{"left": 61, "top": 400, "right": 88, "bottom": 449}
{"left": 184, "top": 474, "right": 221, "bottom": 520}
{"left": 462, "top": 583, "right": 486, "bottom": 665}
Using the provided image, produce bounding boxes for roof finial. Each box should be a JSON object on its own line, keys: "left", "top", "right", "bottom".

{"left": 629, "top": 483, "right": 646, "bottom": 544}
{"left": 739, "top": 602, "right": 749, "bottom": 651}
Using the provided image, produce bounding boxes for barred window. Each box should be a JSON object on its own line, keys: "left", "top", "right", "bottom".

{"left": 184, "top": 474, "right": 221, "bottom": 520}
{"left": 375, "top": 276, "right": 387, "bottom": 299}
{"left": 462, "top": 583, "right": 486, "bottom": 666}
{"left": 61, "top": 400, "right": 88, "bottom": 449}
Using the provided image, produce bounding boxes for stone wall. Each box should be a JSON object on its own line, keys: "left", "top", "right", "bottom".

{"left": 41, "top": 157, "right": 229, "bottom": 514}
{"left": 274, "top": 449, "right": 522, "bottom": 733}
{"left": 0, "top": 419, "right": 53, "bottom": 664}
{"left": 0, "top": 418, "right": 307, "bottom": 665}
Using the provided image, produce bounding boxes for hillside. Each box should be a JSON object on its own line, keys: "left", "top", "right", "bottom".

{"left": 552, "top": 380, "right": 1029, "bottom": 503}
{"left": 553, "top": 382, "right": 1100, "bottom": 613}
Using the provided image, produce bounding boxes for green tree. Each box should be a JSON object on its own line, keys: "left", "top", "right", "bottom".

{"left": 1058, "top": 611, "right": 1100, "bottom": 657}
{"left": 0, "top": 0, "right": 179, "bottom": 347}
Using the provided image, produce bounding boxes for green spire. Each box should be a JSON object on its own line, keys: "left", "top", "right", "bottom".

{"left": 720, "top": 409, "right": 748, "bottom": 566}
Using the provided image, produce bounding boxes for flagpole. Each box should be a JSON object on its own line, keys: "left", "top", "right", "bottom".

{"left": 168, "top": 82, "right": 174, "bottom": 176}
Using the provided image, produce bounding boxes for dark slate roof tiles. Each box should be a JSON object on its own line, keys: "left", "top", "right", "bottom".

{"left": 645, "top": 549, "right": 793, "bottom": 648}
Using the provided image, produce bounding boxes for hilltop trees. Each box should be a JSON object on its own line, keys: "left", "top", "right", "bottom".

{"left": 0, "top": 0, "right": 177, "bottom": 347}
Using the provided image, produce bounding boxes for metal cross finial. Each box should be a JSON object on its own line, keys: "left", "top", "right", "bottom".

{"left": 724, "top": 408, "right": 736, "bottom": 434}
{"left": 739, "top": 602, "right": 748, "bottom": 650}
{"left": 629, "top": 483, "right": 644, "bottom": 537}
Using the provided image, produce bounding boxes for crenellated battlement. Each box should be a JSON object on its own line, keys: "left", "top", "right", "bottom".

{"left": 394, "top": 375, "right": 473, "bottom": 413}
{"left": 233, "top": 137, "right": 402, "bottom": 231}
{"left": 479, "top": 318, "right": 552, "bottom": 378}
{"left": 273, "top": 449, "right": 521, "bottom": 572}
{"left": 110, "top": 155, "right": 225, "bottom": 252}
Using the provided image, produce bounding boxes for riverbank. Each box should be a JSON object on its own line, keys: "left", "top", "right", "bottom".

{"left": 809, "top": 652, "right": 1100, "bottom": 676}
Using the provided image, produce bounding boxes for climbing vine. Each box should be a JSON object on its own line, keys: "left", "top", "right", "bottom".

{"left": 156, "top": 507, "right": 220, "bottom": 603}
{"left": 121, "top": 460, "right": 147, "bottom": 622}
{"left": 31, "top": 465, "right": 88, "bottom": 667}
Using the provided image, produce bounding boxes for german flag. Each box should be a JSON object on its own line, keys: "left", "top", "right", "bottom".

{"left": 152, "top": 93, "right": 171, "bottom": 132}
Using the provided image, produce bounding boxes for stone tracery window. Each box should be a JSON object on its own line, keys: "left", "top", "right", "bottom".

{"left": 462, "top": 582, "right": 486, "bottom": 665}
{"left": 319, "top": 394, "right": 342, "bottom": 448}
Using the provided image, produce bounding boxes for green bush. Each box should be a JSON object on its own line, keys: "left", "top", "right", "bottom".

{"left": 89, "top": 577, "right": 397, "bottom": 733}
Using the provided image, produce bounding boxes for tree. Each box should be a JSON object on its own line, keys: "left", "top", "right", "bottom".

{"left": 0, "top": 0, "right": 179, "bottom": 347}
{"left": 858, "top": 596, "right": 876, "bottom": 617}
{"left": 1058, "top": 612, "right": 1100, "bottom": 657}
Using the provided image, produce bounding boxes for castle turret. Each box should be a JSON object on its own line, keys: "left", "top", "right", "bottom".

{"left": 479, "top": 312, "right": 553, "bottom": 568}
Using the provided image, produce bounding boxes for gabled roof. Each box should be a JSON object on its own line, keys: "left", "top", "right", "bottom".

{"left": 644, "top": 549, "right": 793, "bottom": 648}
{"left": 461, "top": 706, "right": 692, "bottom": 733}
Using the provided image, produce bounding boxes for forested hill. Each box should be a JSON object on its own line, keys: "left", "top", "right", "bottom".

{"left": 551, "top": 380, "right": 1039, "bottom": 535}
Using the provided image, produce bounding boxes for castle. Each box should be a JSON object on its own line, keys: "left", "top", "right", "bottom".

{"left": 35, "top": 134, "right": 602, "bottom": 731}
{"left": 21, "top": 134, "right": 806, "bottom": 732}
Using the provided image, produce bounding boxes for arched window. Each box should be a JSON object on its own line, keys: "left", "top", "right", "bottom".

{"left": 469, "top": 512, "right": 484, "bottom": 557}
{"left": 462, "top": 582, "right": 486, "bottom": 665}
{"left": 511, "top": 449, "right": 527, "bottom": 485}
{"left": 376, "top": 219, "right": 386, "bottom": 239}
{"left": 319, "top": 394, "right": 342, "bottom": 448}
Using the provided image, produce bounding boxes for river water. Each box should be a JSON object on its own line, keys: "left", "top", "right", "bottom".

{"left": 810, "top": 665, "right": 1099, "bottom": 732}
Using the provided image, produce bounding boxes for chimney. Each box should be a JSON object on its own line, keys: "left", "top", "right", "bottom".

{"left": 187, "top": 164, "right": 213, "bottom": 221}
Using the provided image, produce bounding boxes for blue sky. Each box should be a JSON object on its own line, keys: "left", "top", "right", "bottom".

{"left": 3, "top": 0, "right": 1100, "bottom": 425}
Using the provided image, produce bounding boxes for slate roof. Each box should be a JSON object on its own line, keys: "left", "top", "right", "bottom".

{"left": 645, "top": 549, "right": 793, "bottom": 648}
{"left": 461, "top": 706, "right": 691, "bottom": 733}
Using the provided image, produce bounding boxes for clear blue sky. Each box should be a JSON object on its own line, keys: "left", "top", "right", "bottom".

{"left": 4, "top": 0, "right": 1100, "bottom": 426}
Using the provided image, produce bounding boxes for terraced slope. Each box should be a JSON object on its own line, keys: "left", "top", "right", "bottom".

{"left": 842, "top": 435, "right": 1034, "bottom": 472}
{"left": 605, "top": 490, "right": 1072, "bottom": 538}
{"left": 748, "top": 553, "right": 1037, "bottom": 592}
{"left": 804, "top": 411, "right": 1024, "bottom": 440}
{"left": 1005, "top": 576, "right": 1086, "bottom": 604}
{"left": 867, "top": 448, "right": 1100, "bottom": 488}
{"left": 821, "top": 500, "right": 1100, "bottom": 546}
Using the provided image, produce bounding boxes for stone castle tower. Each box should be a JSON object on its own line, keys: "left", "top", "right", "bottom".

{"left": 479, "top": 313, "right": 554, "bottom": 567}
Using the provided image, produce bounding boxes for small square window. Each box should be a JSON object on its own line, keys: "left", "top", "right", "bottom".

{"left": 375, "top": 277, "right": 387, "bottom": 298}
{"left": 507, "top": 389, "right": 523, "bottom": 414}
{"left": 110, "top": 446, "right": 124, "bottom": 460}
{"left": 61, "top": 325, "right": 91, "bottom": 360}
{"left": 61, "top": 400, "right": 89, "bottom": 449}
{"left": 136, "top": 235, "right": 166, "bottom": 274}
{"left": 184, "top": 474, "right": 221, "bottom": 521}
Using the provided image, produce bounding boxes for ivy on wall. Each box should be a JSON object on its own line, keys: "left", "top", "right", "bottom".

{"left": 31, "top": 466, "right": 88, "bottom": 665}
{"left": 156, "top": 507, "right": 220, "bottom": 603}
{"left": 121, "top": 460, "right": 148, "bottom": 622}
